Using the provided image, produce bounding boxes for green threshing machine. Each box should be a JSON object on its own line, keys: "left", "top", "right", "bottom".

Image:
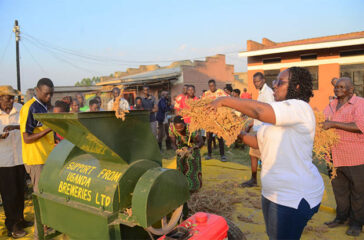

{"left": 33, "top": 111, "right": 190, "bottom": 239}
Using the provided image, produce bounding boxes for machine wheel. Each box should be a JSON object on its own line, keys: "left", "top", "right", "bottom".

{"left": 225, "top": 218, "right": 246, "bottom": 240}
{"left": 146, "top": 205, "right": 183, "bottom": 236}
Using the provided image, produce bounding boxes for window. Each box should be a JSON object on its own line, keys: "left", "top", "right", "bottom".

{"left": 303, "top": 66, "right": 319, "bottom": 90}
{"left": 340, "top": 64, "right": 364, "bottom": 97}
{"left": 340, "top": 49, "right": 364, "bottom": 57}
{"left": 263, "top": 58, "right": 281, "bottom": 64}
{"left": 301, "top": 54, "right": 317, "bottom": 61}
{"left": 264, "top": 70, "right": 280, "bottom": 88}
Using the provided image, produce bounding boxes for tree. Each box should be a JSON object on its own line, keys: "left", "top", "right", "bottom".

{"left": 75, "top": 76, "right": 100, "bottom": 86}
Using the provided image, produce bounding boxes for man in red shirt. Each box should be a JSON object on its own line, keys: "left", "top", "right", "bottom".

{"left": 323, "top": 77, "right": 364, "bottom": 237}
{"left": 180, "top": 85, "right": 198, "bottom": 124}
{"left": 240, "top": 88, "right": 252, "bottom": 99}
{"left": 174, "top": 84, "right": 188, "bottom": 114}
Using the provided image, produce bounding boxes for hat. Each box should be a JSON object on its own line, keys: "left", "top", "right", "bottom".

{"left": 0, "top": 85, "right": 21, "bottom": 96}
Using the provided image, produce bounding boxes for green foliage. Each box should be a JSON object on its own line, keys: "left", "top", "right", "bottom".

{"left": 75, "top": 76, "right": 100, "bottom": 86}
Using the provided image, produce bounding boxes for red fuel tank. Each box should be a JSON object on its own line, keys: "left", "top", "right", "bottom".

{"left": 159, "top": 212, "right": 228, "bottom": 240}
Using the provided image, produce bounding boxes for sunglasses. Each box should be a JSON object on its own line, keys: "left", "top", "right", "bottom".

{"left": 273, "top": 79, "right": 288, "bottom": 87}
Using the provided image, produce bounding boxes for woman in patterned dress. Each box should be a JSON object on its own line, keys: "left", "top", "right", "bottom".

{"left": 169, "top": 115, "right": 204, "bottom": 192}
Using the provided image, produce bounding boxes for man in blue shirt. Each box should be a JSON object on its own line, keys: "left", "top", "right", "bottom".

{"left": 156, "top": 91, "right": 171, "bottom": 150}
{"left": 141, "top": 86, "right": 158, "bottom": 137}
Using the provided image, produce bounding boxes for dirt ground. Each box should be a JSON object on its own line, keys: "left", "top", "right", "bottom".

{"left": 0, "top": 147, "right": 362, "bottom": 239}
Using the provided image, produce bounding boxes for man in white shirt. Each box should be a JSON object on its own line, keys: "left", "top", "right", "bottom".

{"left": 241, "top": 72, "right": 274, "bottom": 188}
{"left": 0, "top": 86, "right": 32, "bottom": 238}
{"left": 107, "top": 87, "right": 130, "bottom": 111}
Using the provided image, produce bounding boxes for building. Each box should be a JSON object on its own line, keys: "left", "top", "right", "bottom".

{"left": 239, "top": 31, "right": 364, "bottom": 110}
{"left": 232, "top": 72, "right": 249, "bottom": 93}
{"left": 97, "top": 54, "right": 234, "bottom": 101}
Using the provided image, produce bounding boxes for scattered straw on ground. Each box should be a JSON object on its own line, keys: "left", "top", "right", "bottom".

{"left": 237, "top": 214, "right": 256, "bottom": 224}
{"left": 180, "top": 98, "right": 248, "bottom": 146}
{"left": 303, "top": 225, "right": 329, "bottom": 238}
{"left": 187, "top": 181, "right": 243, "bottom": 219}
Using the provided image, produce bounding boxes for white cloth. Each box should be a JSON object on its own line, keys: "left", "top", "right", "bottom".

{"left": 0, "top": 103, "right": 23, "bottom": 167}
{"left": 107, "top": 98, "right": 130, "bottom": 111}
{"left": 253, "top": 83, "right": 274, "bottom": 131}
{"left": 257, "top": 99, "right": 324, "bottom": 209}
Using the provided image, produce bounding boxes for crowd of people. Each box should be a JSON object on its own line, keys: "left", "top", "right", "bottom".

{"left": 0, "top": 67, "right": 363, "bottom": 239}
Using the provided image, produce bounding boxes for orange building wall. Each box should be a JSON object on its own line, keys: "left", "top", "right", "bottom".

{"left": 247, "top": 70, "right": 263, "bottom": 100}
{"left": 178, "top": 54, "right": 234, "bottom": 98}
{"left": 310, "top": 63, "right": 340, "bottom": 110}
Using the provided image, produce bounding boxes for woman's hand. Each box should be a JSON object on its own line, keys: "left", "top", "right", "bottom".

{"left": 322, "top": 120, "right": 334, "bottom": 130}
{"left": 206, "top": 97, "right": 227, "bottom": 112}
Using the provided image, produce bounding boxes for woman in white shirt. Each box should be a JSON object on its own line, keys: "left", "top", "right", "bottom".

{"left": 208, "top": 67, "right": 324, "bottom": 240}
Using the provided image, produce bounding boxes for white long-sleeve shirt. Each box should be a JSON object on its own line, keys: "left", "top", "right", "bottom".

{"left": 0, "top": 103, "right": 23, "bottom": 167}
{"left": 107, "top": 98, "right": 130, "bottom": 111}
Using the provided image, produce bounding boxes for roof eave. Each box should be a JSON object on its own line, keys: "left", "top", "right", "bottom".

{"left": 239, "top": 37, "right": 364, "bottom": 57}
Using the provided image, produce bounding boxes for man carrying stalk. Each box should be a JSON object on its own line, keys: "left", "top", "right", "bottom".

{"left": 202, "top": 79, "right": 228, "bottom": 162}
{"left": 323, "top": 77, "right": 364, "bottom": 237}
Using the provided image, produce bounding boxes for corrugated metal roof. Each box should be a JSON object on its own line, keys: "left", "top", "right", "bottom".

{"left": 96, "top": 67, "right": 182, "bottom": 86}
{"left": 120, "top": 67, "right": 181, "bottom": 82}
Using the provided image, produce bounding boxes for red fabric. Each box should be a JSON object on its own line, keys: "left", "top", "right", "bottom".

{"left": 174, "top": 94, "right": 187, "bottom": 113}
{"left": 180, "top": 96, "right": 198, "bottom": 123}
{"left": 240, "top": 92, "right": 252, "bottom": 99}
{"left": 323, "top": 96, "right": 364, "bottom": 167}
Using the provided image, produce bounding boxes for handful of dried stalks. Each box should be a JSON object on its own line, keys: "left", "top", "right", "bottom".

{"left": 180, "top": 98, "right": 248, "bottom": 146}
{"left": 313, "top": 110, "right": 340, "bottom": 179}
{"left": 176, "top": 147, "right": 193, "bottom": 158}
{"left": 112, "top": 88, "right": 129, "bottom": 121}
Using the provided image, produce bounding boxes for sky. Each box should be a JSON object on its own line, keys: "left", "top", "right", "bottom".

{"left": 0, "top": 0, "right": 363, "bottom": 91}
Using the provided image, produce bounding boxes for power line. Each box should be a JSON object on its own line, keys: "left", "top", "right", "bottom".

{"left": 21, "top": 41, "right": 48, "bottom": 75}
{"left": 23, "top": 36, "right": 103, "bottom": 75}
{"left": 0, "top": 31, "right": 13, "bottom": 65}
{"left": 22, "top": 35, "right": 141, "bottom": 67}
{"left": 21, "top": 31, "right": 243, "bottom": 65}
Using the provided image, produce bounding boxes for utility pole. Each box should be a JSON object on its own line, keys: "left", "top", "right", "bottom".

{"left": 13, "top": 20, "right": 21, "bottom": 102}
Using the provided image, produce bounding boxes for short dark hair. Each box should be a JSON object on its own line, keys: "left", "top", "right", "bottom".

{"left": 286, "top": 67, "right": 314, "bottom": 103}
{"left": 135, "top": 96, "right": 142, "bottom": 101}
{"left": 173, "top": 115, "right": 185, "bottom": 124}
{"left": 112, "top": 87, "right": 120, "bottom": 93}
{"left": 93, "top": 96, "right": 101, "bottom": 103}
{"left": 188, "top": 85, "right": 195, "bottom": 90}
{"left": 183, "top": 84, "right": 189, "bottom": 87}
{"left": 37, "top": 78, "right": 54, "bottom": 88}
{"left": 208, "top": 79, "right": 216, "bottom": 85}
{"left": 89, "top": 98, "right": 99, "bottom": 106}
{"left": 253, "top": 72, "right": 264, "bottom": 79}
{"left": 55, "top": 100, "right": 70, "bottom": 112}
{"left": 225, "top": 84, "right": 233, "bottom": 92}
{"left": 233, "top": 89, "right": 241, "bottom": 95}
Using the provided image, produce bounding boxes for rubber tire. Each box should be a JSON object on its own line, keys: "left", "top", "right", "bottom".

{"left": 225, "top": 218, "right": 246, "bottom": 240}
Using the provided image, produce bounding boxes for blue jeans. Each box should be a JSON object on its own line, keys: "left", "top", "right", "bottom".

{"left": 262, "top": 196, "right": 320, "bottom": 240}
